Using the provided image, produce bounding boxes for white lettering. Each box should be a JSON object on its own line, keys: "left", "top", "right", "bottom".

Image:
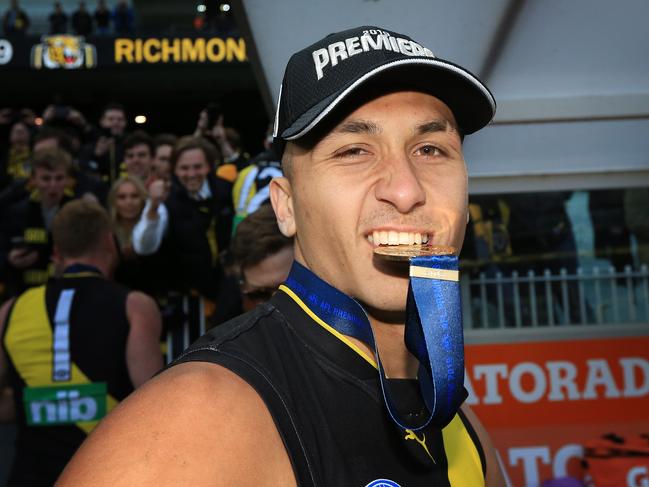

{"left": 620, "top": 357, "right": 649, "bottom": 398}
{"left": 360, "top": 33, "right": 387, "bottom": 52}
{"left": 345, "top": 37, "right": 362, "bottom": 57}
{"left": 510, "top": 362, "right": 547, "bottom": 403}
{"left": 30, "top": 401, "right": 57, "bottom": 423}
{"left": 388, "top": 36, "right": 399, "bottom": 52}
{"left": 409, "top": 41, "right": 424, "bottom": 56}
{"left": 627, "top": 466, "right": 649, "bottom": 487}
{"left": 70, "top": 395, "right": 98, "bottom": 421}
{"left": 327, "top": 41, "right": 348, "bottom": 67}
{"left": 583, "top": 359, "right": 621, "bottom": 399}
{"left": 546, "top": 361, "right": 581, "bottom": 401}
{"left": 312, "top": 48, "right": 329, "bottom": 80}
{"left": 509, "top": 446, "right": 550, "bottom": 486}
{"left": 553, "top": 444, "right": 583, "bottom": 478}
{"left": 474, "top": 364, "right": 508, "bottom": 404}
{"left": 397, "top": 37, "right": 413, "bottom": 56}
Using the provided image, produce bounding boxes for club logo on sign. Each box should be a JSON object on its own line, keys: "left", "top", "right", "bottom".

{"left": 30, "top": 35, "right": 97, "bottom": 69}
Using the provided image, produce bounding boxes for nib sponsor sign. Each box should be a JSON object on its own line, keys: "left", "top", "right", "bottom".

{"left": 465, "top": 336, "right": 649, "bottom": 487}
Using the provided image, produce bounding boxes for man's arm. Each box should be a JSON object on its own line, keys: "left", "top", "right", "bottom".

{"left": 131, "top": 196, "right": 168, "bottom": 256}
{"left": 56, "top": 361, "right": 297, "bottom": 486}
{"left": 124, "top": 291, "right": 164, "bottom": 388}
{"left": 461, "top": 404, "right": 506, "bottom": 487}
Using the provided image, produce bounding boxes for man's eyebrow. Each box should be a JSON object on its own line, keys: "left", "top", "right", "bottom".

{"left": 332, "top": 119, "right": 382, "bottom": 135}
{"left": 415, "top": 119, "right": 459, "bottom": 136}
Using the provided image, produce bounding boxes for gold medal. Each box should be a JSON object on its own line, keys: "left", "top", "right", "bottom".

{"left": 373, "top": 244, "right": 456, "bottom": 261}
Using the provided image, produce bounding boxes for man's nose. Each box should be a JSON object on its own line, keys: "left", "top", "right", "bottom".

{"left": 374, "top": 154, "right": 426, "bottom": 214}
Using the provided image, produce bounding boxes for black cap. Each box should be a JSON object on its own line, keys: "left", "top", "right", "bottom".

{"left": 273, "top": 26, "right": 496, "bottom": 149}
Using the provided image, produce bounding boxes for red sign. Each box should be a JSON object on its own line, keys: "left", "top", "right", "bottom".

{"left": 465, "top": 336, "right": 649, "bottom": 486}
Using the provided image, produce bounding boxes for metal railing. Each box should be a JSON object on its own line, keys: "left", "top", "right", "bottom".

{"left": 461, "top": 264, "right": 649, "bottom": 329}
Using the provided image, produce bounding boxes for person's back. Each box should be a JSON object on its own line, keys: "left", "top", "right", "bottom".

{"left": 3, "top": 271, "right": 133, "bottom": 485}
{"left": 0, "top": 200, "right": 163, "bottom": 486}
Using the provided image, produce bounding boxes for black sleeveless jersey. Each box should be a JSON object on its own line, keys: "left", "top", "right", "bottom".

{"left": 174, "top": 289, "right": 486, "bottom": 487}
{"left": 2, "top": 268, "right": 134, "bottom": 487}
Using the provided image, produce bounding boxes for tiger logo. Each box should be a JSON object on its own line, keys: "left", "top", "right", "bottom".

{"left": 31, "top": 35, "right": 96, "bottom": 69}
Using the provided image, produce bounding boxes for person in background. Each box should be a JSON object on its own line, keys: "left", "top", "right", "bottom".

{"left": 230, "top": 203, "right": 293, "bottom": 312}
{"left": 121, "top": 130, "right": 154, "bottom": 182}
{"left": 107, "top": 175, "right": 162, "bottom": 293}
{"left": 0, "top": 200, "right": 163, "bottom": 486}
{"left": 231, "top": 124, "right": 282, "bottom": 232}
{"left": 1, "top": 148, "right": 75, "bottom": 296}
{"left": 112, "top": 0, "right": 134, "bottom": 35}
{"left": 132, "top": 136, "right": 232, "bottom": 303}
{"left": 151, "top": 133, "right": 176, "bottom": 184}
{"left": 2, "top": 0, "right": 30, "bottom": 36}
{"left": 71, "top": 1, "right": 93, "bottom": 37}
{"left": 48, "top": 1, "right": 68, "bottom": 34}
{"left": 79, "top": 102, "right": 128, "bottom": 183}
{"left": 108, "top": 176, "right": 146, "bottom": 261}
{"left": 32, "top": 126, "right": 108, "bottom": 204}
{"left": 1, "top": 120, "right": 31, "bottom": 189}
{"left": 93, "top": 0, "right": 110, "bottom": 35}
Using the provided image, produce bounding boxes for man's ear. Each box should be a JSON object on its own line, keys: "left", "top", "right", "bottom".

{"left": 270, "top": 177, "right": 296, "bottom": 238}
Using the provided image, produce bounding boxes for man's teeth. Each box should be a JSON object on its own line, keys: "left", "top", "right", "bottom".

{"left": 368, "top": 231, "right": 429, "bottom": 245}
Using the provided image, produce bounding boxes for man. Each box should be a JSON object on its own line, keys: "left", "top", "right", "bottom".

{"left": 71, "top": 1, "right": 92, "bottom": 36}
{"left": 132, "top": 136, "right": 233, "bottom": 300}
{"left": 48, "top": 2, "right": 68, "bottom": 34}
{"left": 79, "top": 103, "right": 127, "bottom": 183}
{"left": 230, "top": 203, "right": 294, "bottom": 312}
{"left": 0, "top": 200, "right": 163, "bottom": 486}
{"left": 121, "top": 130, "right": 155, "bottom": 181}
{"left": 59, "top": 26, "right": 505, "bottom": 486}
{"left": 1, "top": 148, "right": 74, "bottom": 296}
{"left": 2, "top": 0, "right": 29, "bottom": 36}
{"left": 151, "top": 133, "right": 176, "bottom": 183}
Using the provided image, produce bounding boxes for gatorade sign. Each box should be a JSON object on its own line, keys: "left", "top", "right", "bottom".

{"left": 465, "top": 336, "right": 649, "bottom": 486}
{"left": 23, "top": 382, "right": 107, "bottom": 426}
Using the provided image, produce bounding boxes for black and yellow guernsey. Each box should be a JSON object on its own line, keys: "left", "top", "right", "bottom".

{"left": 174, "top": 263, "right": 486, "bottom": 487}
{"left": 2, "top": 264, "right": 133, "bottom": 487}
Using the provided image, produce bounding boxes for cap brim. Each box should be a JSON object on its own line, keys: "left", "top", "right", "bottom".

{"left": 281, "top": 58, "right": 496, "bottom": 140}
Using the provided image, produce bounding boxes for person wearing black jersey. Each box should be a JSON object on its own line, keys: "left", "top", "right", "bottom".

{"left": 0, "top": 200, "right": 163, "bottom": 486}
{"left": 59, "top": 26, "right": 505, "bottom": 486}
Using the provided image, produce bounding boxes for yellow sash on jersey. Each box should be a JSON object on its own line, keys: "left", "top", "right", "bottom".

{"left": 4, "top": 286, "right": 119, "bottom": 434}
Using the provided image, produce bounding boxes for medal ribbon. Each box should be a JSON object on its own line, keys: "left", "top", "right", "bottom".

{"left": 284, "top": 258, "right": 466, "bottom": 431}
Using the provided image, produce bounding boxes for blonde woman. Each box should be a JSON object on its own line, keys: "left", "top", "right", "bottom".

{"left": 108, "top": 176, "right": 147, "bottom": 258}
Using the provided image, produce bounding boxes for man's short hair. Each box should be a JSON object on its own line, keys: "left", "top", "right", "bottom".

{"left": 170, "top": 136, "right": 220, "bottom": 171}
{"left": 231, "top": 203, "right": 292, "bottom": 271}
{"left": 101, "top": 102, "right": 126, "bottom": 118}
{"left": 154, "top": 133, "right": 177, "bottom": 150}
{"left": 52, "top": 200, "right": 112, "bottom": 258}
{"left": 33, "top": 126, "right": 75, "bottom": 155}
{"left": 123, "top": 130, "right": 154, "bottom": 155}
{"left": 31, "top": 147, "right": 72, "bottom": 174}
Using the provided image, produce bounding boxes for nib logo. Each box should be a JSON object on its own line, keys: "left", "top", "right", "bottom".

{"left": 24, "top": 383, "right": 107, "bottom": 426}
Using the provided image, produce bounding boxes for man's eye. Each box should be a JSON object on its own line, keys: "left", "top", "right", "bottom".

{"left": 334, "top": 147, "right": 367, "bottom": 158}
{"left": 416, "top": 145, "right": 442, "bottom": 157}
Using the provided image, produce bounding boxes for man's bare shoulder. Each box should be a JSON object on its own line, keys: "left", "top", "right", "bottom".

{"left": 57, "top": 361, "right": 296, "bottom": 487}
